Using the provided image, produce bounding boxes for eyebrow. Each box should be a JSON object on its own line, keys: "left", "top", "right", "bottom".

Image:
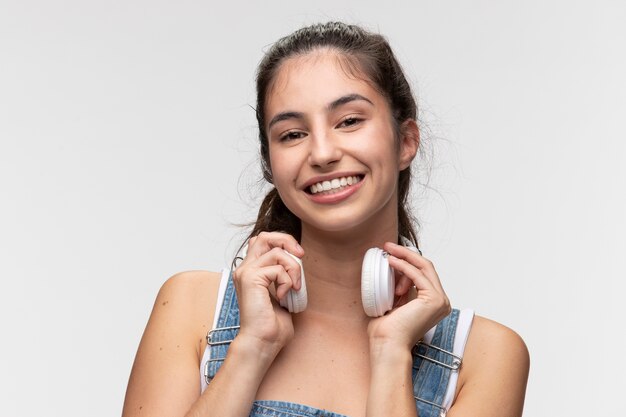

{"left": 267, "top": 93, "right": 374, "bottom": 130}
{"left": 267, "top": 111, "right": 304, "bottom": 131}
{"left": 328, "top": 93, "right": 373, "bottom": 111}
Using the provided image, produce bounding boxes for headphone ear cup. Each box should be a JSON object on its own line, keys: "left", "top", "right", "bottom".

{"left": 279, "top": 251, "right": 308, "bottom": 313}
{"left": 361, "top": 249, "right": 377, "bottom": 317}
{"left": 361, "top": 248, "right": 395, "bottom": 317}
{"left": 280, "top": 274, "right": 307, "bottom": 313}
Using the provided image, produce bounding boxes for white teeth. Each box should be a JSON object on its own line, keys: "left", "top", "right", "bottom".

{"left": 309, "top": 176, "right": 362, "bottom": 194}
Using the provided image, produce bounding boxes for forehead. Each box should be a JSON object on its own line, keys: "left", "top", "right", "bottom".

{"left": 265, "top": 50, "right": 384, "bottom": 118}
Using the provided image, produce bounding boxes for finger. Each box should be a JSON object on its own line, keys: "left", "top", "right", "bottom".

{"left": 393, "top": 288, "right": 411, "bottom": 308}
{"left": 383, "top": 241, "right": 429, "bottom": 269}
{"left": 394, "top": 273, "right": 413, "bottom": 296}
{"left": 236, "top": 264, "right": 295, "bottom": 301}
{"left": 274, "top": 268, "right": 296, "bottom": 300}
{"left": 251, "top": 247, "right": 303, "bottom": 290}
{"left": 256, "top": 264, "right": 296, "bottom": 300}
{"left": 387, "top": 255, "right": 435, "bottom": 292}
{"left": 247, "top": 231, "right": 304, "bottom": 258}
{"left": 384, "top": 242, "right": 445, "bottom": 293}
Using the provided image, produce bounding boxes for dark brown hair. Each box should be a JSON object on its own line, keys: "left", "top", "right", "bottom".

{"left": 246, "top": 21, "right": 421, "bottom": 248}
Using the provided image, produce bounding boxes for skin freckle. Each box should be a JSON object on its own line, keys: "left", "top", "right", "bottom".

{"left": 161, "top": 301, "right": 169, "bottom": 306}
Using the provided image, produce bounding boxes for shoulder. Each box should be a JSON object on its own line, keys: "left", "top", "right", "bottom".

{"left": 449, "top": 315, "right": 529, "bottom": 416}
{"left": 122, "top": 270, "right": 225, "bottom": 416}
{"left": 149, "top": 270, "right": 225, "bottom": 356}
{"left": 465, "top": 315, "right": 529, "bottom": 364}
{"left": 157, "top": 269, "right": 223, "bottom": 306}
{"left": 461, "top": 315, "right": 530, "bottom": 379}
{"left": 155, "top": 270, "right": 223, "bottom": 319}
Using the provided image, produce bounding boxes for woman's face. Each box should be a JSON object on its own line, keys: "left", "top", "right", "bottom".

{"left": 264, "top": 50, "right": 416, "bottom": 235}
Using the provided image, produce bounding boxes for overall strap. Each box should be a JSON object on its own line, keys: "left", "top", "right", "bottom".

{"left": 203, "top": 272, "right": 240, "bottom": 384}
{"left": 412, "top": 309, "right": 461, "bottom": 417}
{"left": 203, "top": 274, "right": 465, "bottom": 416}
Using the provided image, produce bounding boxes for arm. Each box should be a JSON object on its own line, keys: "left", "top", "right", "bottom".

{"left": 184, "top": 334, "right": 283, "bottom": 417}
{"left": 121, "top": 271, "right": 224, "bottom": 417}
{"left": 122, "top": 233, "right": 304, "bottom": 417}
{"left": 447, "top": 316, "right": 530, "bottom": 417}
{"left": 366, "top": 317, "right": 530, "bottom": 417}
{"left": 121, "top": 271, "right": 281, "bottom": 417}
{"left": 366, "top": 242, "right": 452, "bottom": 417}
{"left": 366, "top": 342, "right": 417, "bottom": 417}
{"left": 366, "top": 243, "right": 529, "bottom": 416}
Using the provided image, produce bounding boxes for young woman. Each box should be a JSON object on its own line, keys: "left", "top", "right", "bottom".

{"left": 122, "top": 22, "right": 529, "bottom": 417}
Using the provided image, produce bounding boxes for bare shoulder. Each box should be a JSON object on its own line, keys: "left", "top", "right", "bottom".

{"left": 153, "top": 270, "right": 223, "bottom": 355}
{"left": 159, "top": 269, "right": 222, "bottom": 296}
{"left": 157, "top": 269, "right": 222, "bottom": 311}
{"left": 448, "top": 315, "right": 530, "bottom": 417}
{"left": 122, "top": 270, "right": 224, "bottom": 417}
{"left": 465, "top": 315, "right": 529, "bottom": 362}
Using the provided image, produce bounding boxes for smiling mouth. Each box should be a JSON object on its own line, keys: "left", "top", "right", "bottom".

{"left": 307, "top": 175, "right": 364, "bottom": 195}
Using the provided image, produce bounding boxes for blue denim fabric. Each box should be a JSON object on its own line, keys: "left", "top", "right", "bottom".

{"left": 205, "top": 273, "right": 459, "bottom": 417}
{"left": 412, "top": 311, "right": 459, "bottom": 417}
{"left": 251, "top": 400, "right": 347, "bottom": 417}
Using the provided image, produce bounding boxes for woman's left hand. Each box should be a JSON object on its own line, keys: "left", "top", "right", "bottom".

{"left": 367, "top": 242, "right": 451, "bottom": 351}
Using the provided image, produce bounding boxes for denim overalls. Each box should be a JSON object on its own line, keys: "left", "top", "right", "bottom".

{"left": 202, "top": 272, "right": 465, "bottom": 417}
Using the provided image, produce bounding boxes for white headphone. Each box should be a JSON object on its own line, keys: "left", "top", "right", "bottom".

{"left": 237, "top": 238, "right": 420, "bottom": 317}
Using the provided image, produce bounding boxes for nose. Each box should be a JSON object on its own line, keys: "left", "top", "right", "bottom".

{"left": 307, "top": 130, "right": 342, "bottom": 169}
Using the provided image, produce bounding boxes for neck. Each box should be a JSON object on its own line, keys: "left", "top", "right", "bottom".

{"left": 297, "top": 218, "right": 399, "bottom": 321}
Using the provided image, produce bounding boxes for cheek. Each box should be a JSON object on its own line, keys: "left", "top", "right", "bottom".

{"left": 269, "top": 153, "right": 304, "bottom": 216}
{"left": 269, "top": 149, "right": 298, "bottom": 189}
{"left": 362, "top": 128, "right": 400, "bottom": 167}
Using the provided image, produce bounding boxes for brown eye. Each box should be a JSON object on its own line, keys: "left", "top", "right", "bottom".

{"left": 280, "top": 131, "right": 306, "bottom": 142}
{"left": 338, "top": 117, "right": 363, "bottom": 128}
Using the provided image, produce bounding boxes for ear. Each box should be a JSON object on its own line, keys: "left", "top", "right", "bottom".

{"left": 398, "top": 119, "right": 420, "bottom": 170}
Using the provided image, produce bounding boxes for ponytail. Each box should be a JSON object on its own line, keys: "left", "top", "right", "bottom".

{"left": 246, "top": 187, "right": 301, "bottom": 242}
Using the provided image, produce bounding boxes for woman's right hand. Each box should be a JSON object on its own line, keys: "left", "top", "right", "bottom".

{"left": 232, "top": 231, "right": 304, "bottom": 357}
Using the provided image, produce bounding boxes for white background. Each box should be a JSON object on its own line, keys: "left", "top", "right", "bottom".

{"left": 1, "top": 1, "right": 624, "bottom": 416}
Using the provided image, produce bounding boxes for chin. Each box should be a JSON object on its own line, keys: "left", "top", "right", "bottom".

{"left": 301, "top": 210, "right": 385, "bottom": 236}
{"left": 289, "top": 193, "right": 398, "bottom": 237}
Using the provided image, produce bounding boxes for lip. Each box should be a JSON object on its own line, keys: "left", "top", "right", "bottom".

{"left": 305, "top": 174, "right": 365, "bottom": 204}
{"left": 301, "top": 172, "right": 364, "bottom": 190}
